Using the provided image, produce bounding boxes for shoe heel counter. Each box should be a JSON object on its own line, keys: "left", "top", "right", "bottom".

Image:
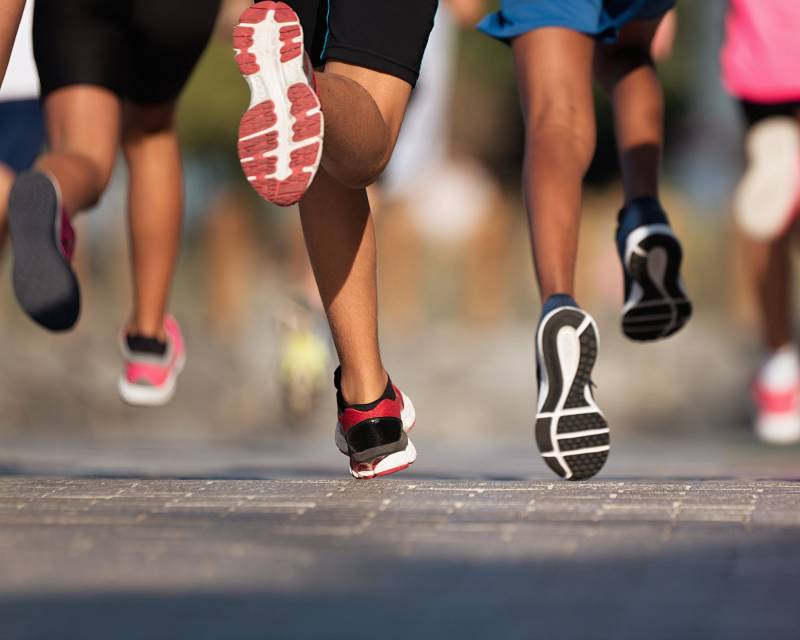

{"left": 346, "top": 417, "right": 404, "bottom": 455}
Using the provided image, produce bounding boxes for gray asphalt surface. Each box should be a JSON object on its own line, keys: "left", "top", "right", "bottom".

{"left": 1, "top": 435, "right": 799, "bottom": 640}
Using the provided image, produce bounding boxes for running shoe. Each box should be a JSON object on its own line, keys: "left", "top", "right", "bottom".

{"left": 233, "top": 1, "right": 323, "bottom": 206}
{"left": 752, "top": 347, "right": 800, "bottom": 445}
{"left": 734, "top": 117, "right": 800, "bottom": 240}
{"left": 118, "top": 315, "right": 187, "bottom": 407}
{"left": 8, "top": 171, "right": 80, "bottom": 331}
{"left": 616, "top": 197, "right": 692, "bottom": 341}
{"left": 333, "top": 368, "right": 417, "bottom": 479}
{"left": 535, "top": 298, "right": 609, "bottom": 480}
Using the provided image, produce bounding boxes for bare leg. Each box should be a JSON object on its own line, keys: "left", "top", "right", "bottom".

{"left": 122, "top": 101, "right": 183, "bottom": 340}
{"left": 0, "top": 163, "right": 13, "bottom": 252}
{"left": 594, "top": 19, "right": 664, "bottom": 204}
{"left": 37, "top": 86, "right": 120, "bottom": 215}
{"left": 746, "top": 233, "right": 792, "bottom": 351}
{"left": 0, "top": 0, "right": 24, "bottom": 87}
{"left": 315, "top": 63, "right": 411, "bottom": 189}
{"left": 512, "top": 28, "right": 596, "bottom": 299}
{"left": 299, "top": 62, "right": 410, "bottom": 403}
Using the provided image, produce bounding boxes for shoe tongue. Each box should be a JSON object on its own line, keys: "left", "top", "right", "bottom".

{"left": 127, "top": 335, "right": 167, "bottom": 356}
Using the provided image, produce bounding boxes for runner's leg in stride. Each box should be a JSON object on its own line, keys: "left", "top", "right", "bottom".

{"left": 7, "top": 0, "right": 220, "bottom": 405}
{"left": 478, "top": 1, "right": 690, "bottom": 480}
{"left": 721, "top": 1, "right": 800, "bottom": 444}
{"left": 595, "top": 15, "right": 692, "bottom": 341}
{"left": 233, "top": 1, "right": 435, "bottom": 478}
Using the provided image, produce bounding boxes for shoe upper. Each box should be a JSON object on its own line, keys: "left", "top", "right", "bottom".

{"left": 753, "top": 382, "right": 799, "bottom": 414}
{"left": 334, "top": 367, "right": 406, "bottom": 455}
{"left": 58, "top": 207, "right": 75, "bottom": 262}
{"left": 752, "top": 347, "right": 800, "bottom": 444}
{"left": 615, "top": 197, "right": 671, "bottom": 299}
{"left": 121, "top": 315, "right": 185, "bottom": 387}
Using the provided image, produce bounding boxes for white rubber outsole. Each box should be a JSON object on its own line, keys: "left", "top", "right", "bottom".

{"left": 234, "top": 1, "right": 323, "bottom": 206}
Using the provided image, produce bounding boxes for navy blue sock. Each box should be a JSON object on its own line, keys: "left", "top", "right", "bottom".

{"left": 541, "top": 293, "right": 578, "bottom": 318}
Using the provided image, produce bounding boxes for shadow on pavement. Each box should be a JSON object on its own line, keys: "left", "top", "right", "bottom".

{"left": 1, "top": 536, "right": 798, "bottom": 640}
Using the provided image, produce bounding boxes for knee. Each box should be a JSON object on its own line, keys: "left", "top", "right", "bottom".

{"left": 526, "top": 98, "right": 596, "bottom": 163}
{"left": 333, "top": 157, "right": 389, "bottom": 190}
{"left": 122, "top": 105, "right": 176, "bottom": 146}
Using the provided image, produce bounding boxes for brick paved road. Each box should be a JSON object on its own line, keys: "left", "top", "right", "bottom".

{"left": 1, "top": 436, "right": 799, "bottom": 640}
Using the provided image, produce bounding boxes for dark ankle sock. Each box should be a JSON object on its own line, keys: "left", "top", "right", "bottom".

{"left": 333, "top": 366, "right": 395, "bottom": 411}
{"left": 126, "top": 334, "right": 167, "bottom": 356}
{"left": 541, "top": 293, "right": 578, "bottom": 318}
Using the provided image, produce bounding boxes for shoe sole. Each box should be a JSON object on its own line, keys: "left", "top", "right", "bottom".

{"left": 233, "top": 1, "right": 323, "bottom": 207}
{"left": 117, "top": 353, "right": 187, "bottom": 407}
{"left": 536, "top": 307, "right": 609, "bottom": 481}
{"left": 335, "top": 393, "right": 417, "bottom": 480}
{"left": 8, "top": 172, "right": 80, "bottom": 332}
{"left": 734, "top": 117, "right": 800, "bottom": 240}
{"left": 622, "top": 223, "right": 692, "bottom": 341}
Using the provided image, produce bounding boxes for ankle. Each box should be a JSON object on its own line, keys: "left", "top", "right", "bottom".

{"left": 338, "top": 366, "right": 389, "bottom": 405}
{"left": 127, "top": 319, "right": 167, "bottom": 343}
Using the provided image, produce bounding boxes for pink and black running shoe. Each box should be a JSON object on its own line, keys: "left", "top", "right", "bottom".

{"left": 118, "top": 315, "right": 187, "bottom": 407}
{"left": 233, "top": 1, "right": 323, "bottom": 206}
{"left": 8, "top": 171, "right": 80, "bottom": 332}
{"left": 333, "top": 368, "right": 417, "bottom": 479}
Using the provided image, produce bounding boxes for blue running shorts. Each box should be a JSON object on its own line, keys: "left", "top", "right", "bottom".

{"left": 479, "top": 0, "right": 676, "bottom": 43}
{"left": 0, "top": 99, "right": 44, "bottom": 173}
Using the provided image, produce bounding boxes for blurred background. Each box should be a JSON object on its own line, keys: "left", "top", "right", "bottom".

{"left": 0, "top": 0, "right": 790, "bottom": 468}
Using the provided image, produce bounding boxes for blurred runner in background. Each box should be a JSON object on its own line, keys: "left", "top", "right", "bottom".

{"left": 721, "top": 0, "right": 800, "bottom": 444}
{"left": 0, "top": 1, "right": 42, "bottom": 257}
{"left": 479, "top": 0, "right": 692, "bottom": 480}
{"left": 232, "top": 1, "right": 436, "bottom": 478}
{"left": 5, "top": 0, "right": 221, "bottom": 406}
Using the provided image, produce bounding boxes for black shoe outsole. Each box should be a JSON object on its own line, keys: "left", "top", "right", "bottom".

{"left": 536, "top": 308, "right": 609, "bottom": 481}
{"left": 622, "top": 232, "right": 692, "bottom": 342}
{"left": 8, "top": 172, "right": 80, "bottom": 332}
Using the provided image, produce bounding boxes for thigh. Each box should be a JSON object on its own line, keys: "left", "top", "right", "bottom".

{"left": 512, "top": 27, "right": 595, "bottom": 130}
{"left": 33, "top": 0, "right": 130, "bottom": 100}
{"left": 128, "top": 0, "right": 221, "bottom": 104}
{"left": 593, "top": 14, "right": 663, "bottom": 84}
{"left": 325, "top": 0, "right": 438, "bottom": 87}
{"left": 43, "top": 85, "right": 121, "bottom": 173}
{"left": 608, "top": 13, "right": 663, "bottom": 49}
{"left": 324, "top": 60, "right": 412, "bottom": 150}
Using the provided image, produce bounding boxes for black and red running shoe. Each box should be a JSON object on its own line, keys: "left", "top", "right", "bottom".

{"left": 333, "top": 368, "right": 416, "bottom": 479}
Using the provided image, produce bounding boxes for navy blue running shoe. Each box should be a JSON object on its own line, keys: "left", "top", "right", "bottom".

{"left": 616, "top": 197, "right": 692, "bottom": 341}
{"left": 535, "top": 295, "right": 609, "bottom": 481}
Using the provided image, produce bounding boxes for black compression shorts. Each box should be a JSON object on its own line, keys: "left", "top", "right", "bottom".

{"left": 284, "top": 0, "right": 438, "bottom": 87}
{"left": 33, "top": 0, "right": 221, "bottom": 104}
